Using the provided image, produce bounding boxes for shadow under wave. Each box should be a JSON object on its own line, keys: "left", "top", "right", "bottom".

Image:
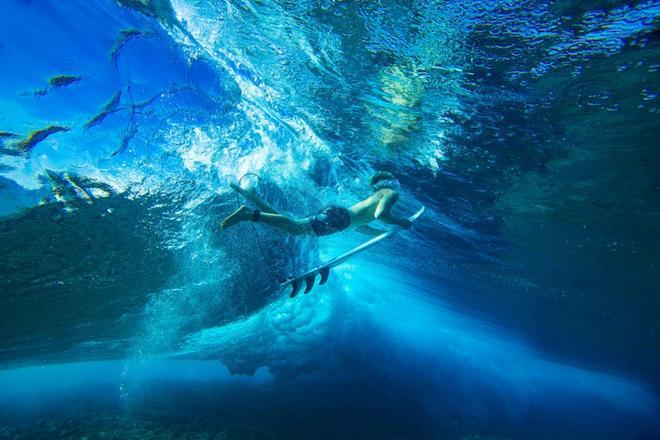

{"left": 0, "top": 183, "right": 304, "bottom": 367}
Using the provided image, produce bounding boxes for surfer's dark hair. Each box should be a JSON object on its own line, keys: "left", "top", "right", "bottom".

{"left": 370, "top": 171, "right": 400, "bottom": 191}
{"left": 370, "top": 171, "right": 396, "bottom": 186}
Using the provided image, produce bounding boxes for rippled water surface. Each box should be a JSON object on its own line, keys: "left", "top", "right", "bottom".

{"left": 1, "top": 0, "right": 659, "bottom": 438}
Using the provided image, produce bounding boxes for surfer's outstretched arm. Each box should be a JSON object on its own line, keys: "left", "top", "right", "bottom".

{"left": 230, "top": 183, "right": 279, "bottom": 214}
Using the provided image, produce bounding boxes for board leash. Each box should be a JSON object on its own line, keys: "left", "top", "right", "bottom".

{"left": 233, "top": 172, "right": 283, "bottom": 285}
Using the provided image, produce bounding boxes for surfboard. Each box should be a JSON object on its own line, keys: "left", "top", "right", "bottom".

{"left": 281, "top": 206, "right": 425, "bottom": 298}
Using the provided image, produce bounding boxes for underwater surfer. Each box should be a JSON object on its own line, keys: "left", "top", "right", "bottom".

{"left": 220, "top": 171, "right": 412, "bottom": 236}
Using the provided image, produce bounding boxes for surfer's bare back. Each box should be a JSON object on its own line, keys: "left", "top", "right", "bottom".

{"left": 221, "top": 171, "right": 412, "bottom": 236}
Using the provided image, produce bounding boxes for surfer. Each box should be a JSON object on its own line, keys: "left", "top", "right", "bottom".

{"left": 220, "top": 171, "right": 412, "bottom": 236}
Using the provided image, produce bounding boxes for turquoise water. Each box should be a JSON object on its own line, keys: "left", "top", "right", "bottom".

{"left": 0, "top": 0, "right": 659, "bottom": 438}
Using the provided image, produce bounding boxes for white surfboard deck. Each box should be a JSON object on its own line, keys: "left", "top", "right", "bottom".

{"left": 282, "top": 206, "right": 425, "bottom": 298}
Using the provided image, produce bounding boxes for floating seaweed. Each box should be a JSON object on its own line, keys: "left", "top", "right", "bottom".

{"left": 84, "top": 91, "right": 122, "bottom": 130}
{"left": 110, "top": 29, "right": 153, "bottom": 65}
{"left": 49, "top": 74, "right": 82, "bottom": 88}
{"left": 0, "top": 132, "right": 18, "bottom": 142}
{"left": 0, "top": 132, "right": 18, "bottom": 155}
{"left": 111, "top": 121, "right": 137, "bottom": 157}
{"left": 133, "top": 93, "right": 161, "bottom": 110}
{"left": 108, "top": 86, "right": 163, "bottom": 157}
{"left": 115, "top": 0, "right": 178, "bottom": 23}
{"left": 32, "top": 74, "right": 83, "bottom": 96}
{"left": 14, "top": 125, "right": 70, "bottom": 153}
{"left": 40, "top": 168, "right": 116, "bottom": 210}
{"left": 50, "top": 170, "right": 92, "bottom": 206}
{"left": 116, "top": 0, "right": 161, "bottom": 18}
{"left": 115, "top": 0, "right": 196, "bottom": 44}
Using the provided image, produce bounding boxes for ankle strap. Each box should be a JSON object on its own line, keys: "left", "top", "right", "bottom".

{"left": 252, "top": 209, "right": 261, "bottom": 222}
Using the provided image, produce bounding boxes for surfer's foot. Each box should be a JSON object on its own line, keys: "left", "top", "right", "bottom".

{"left": 221, "top": 205, "right": 252, "bottom": 229}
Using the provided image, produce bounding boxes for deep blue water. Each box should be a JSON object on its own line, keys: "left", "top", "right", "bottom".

{"left": 1, "top": 0, "right": 659, "bottom": 438}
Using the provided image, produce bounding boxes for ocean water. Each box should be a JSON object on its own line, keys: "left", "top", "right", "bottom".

{"left": 0, "top": 0, "right": 659, "bottom": 438}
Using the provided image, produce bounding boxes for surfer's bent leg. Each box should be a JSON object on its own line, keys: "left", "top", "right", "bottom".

{"left": 257, "top": 211, "right": 312, "bottom": 235}
{"left": 221, "top": 205, "right": 311, "bottom": 235}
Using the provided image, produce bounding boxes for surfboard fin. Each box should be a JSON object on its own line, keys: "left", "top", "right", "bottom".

{"left": 319, "top": 267, "right": 330, "bottom": 285}
{"left": 304, "top": 274, "right": 316, "bottom": 294}
{"left": 290, "top": 279, "right": 301, "bottom": 298}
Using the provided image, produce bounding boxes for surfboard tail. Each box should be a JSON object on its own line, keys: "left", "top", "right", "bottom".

{"left": 286, "top": 267, "right": 330, "bottom": 297}
{"left": 283, "top": 206, "right": 425, "bottom": 299}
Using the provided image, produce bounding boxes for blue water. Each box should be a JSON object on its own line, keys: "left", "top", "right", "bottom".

{"left": 1, "top": 0, "right": 659, "bottom": 438}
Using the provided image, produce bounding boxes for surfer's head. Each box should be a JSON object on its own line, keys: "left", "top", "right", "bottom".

{"left": 370, "top": 171, "right": 400, "bottom": 191}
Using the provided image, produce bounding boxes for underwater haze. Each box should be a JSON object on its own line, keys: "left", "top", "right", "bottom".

{"left": 1, "top": 0, "right": 659, "bottom": 438}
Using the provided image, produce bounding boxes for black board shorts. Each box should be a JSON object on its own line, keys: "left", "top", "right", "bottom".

{"left": 309, "top": 205, "right": 351, "bottom": 236}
